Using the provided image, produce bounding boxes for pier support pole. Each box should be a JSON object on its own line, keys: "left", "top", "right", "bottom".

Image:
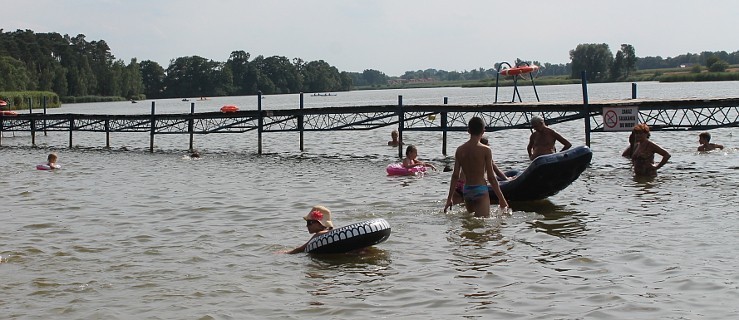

{"left": 397, "top": 95, "right": 404, "bottom": 159}
{"left": 69, "top": 117, "right": 74, "bottom": 148}
{"left": 581, "top": 71, "right": 591, "bottom": 148}
{"left": 30, "top": 98, "right": 36, "bottom": 146}
{"left": 632, "top": 83, "right": 637, "bottom": 99}
{"left": 442, "top": 97, "right": 448, "bottom": 156}
{"left": 43, "top": 96, "right": 48, "bottom": 136}
{"left": 189, "top": 102, "right": 195, "bottom": 151}
{"left": 105, "top": 119, "right": 110, "bottom": 148}
{"left": 257, "top": 91, "right": 263, "bottom": 155}
{"left": 149, "top": 101, "right": 155, "bottom": 153}
{"left": 299, "top": 92, "right": 304, "bottom": 152}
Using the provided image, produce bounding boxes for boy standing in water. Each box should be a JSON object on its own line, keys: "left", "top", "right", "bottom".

{"left": 445, "top": 117, "right": 508, "bottom": 217}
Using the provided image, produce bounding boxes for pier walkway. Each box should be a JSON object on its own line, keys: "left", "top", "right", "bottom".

{"left": 2, "top": 94, "right": 738, "bottom": 156}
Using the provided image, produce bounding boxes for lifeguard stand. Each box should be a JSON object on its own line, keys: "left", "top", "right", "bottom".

{"left": 494, "top": 61, "right": 541, "bottom": 103}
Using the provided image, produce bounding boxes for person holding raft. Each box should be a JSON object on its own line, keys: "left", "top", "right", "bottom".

{"left": 527, "top": 115, "right": 572, "bottom": 160}
{"left": 445, "top": 117, "right": 509, "bottom": 217}
{"left": 284, "top": 206, "right": 334, "bottom": 254}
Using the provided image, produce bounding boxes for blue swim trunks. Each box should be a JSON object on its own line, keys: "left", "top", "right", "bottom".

{"left": 463, "top": 185, "right": 488, "bottom": 201}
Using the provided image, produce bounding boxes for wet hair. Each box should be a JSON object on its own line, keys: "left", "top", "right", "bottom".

{"left": 47, "top": 153, "right": 57, "bottom": 162}
{"left": 391, "top": 129, "right": 399, "bottom": 138}
{"left": 405, "top": 144, "right": 417, "bottom": 156}
{"left": 632, "top": 123, "right": 650, "bottom": 134}
{"left": 468, "top": 117, "right": 485, "bottom": 135}
{"left": 480, "top": 136, "right": 489, "bottom": 146}
{"left": 699, "top": 132, "right": 711, "bottom": 142}
{"left": 631, "top": 123, "right": 651, "bottom": 139}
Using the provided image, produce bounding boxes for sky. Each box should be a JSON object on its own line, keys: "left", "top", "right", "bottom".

{"left": 4, "top": 0, "right": 738, "bottom": 76}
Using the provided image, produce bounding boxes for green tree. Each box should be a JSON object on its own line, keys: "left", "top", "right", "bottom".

{"left": 569, "top": 43, "right": 613, "bottom": 81}
{"left": 260, "top": 55, "right": 301, "bottom": 94}
{"left": 301, "top": 60, "right": 342, "bottom": 92}
{"left": 0, "top": 56, "right": 32, "bottom": 90}
{"left": 708, "top": 59, "right": 729, "bottom": 72}
{"left": 140, "top": 60, "right": 165, "bottom": 99}
{"left": 225, "top": 50, "right": 258, "bottom": 95}
{"left": 164, "top": 56, "right": 227, "bottom": 98}
{"left": 611, "top": 51, "right": 624, "bottom": 80}
{"left": 620, "top": 44, "right": 637, "bottom": 76}
{"left": 361, "top": 69, "right": 388, "bottom": 86}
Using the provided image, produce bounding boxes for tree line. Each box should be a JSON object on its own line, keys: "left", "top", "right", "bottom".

{"left": 1, "top": 29, "right": 737, "bottom": 101}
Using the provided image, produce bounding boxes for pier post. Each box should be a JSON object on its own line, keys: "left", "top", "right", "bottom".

{"left": 632, "top": 83, "right": 637, "bottom": 99}
{"left": 442, "top": 97, "right": 448, "bottom": 156}
{"left": 69, "top": 117, "right": 74, "bottom": 148}
{"left": 299, "top": 92, "right": 304, "bottom": 152}
{"left": 43, "top": 96, "right": 47, "bottom": 136}
{"left": 258, "top": 91, "right": 263, "bottom": 155}
{"left": 149, "top": 101, "right": 155, "bottom": 153}
{"left": 397, "top": 95, "right": 404, "bottom": 159}
{"left": 28, "top": 98, "right": 36, "bottom": 147}
{"left": 189, "top": 102, "right": 195, "bottom": 151}
{"left": 105, "top": 119, "right": 110, "bottom": 148}
{"left": 581, "top": 71, "right": 591, "bottom": 147}
{"left": 30, "top": 98, "right": 36, "bottom": 146}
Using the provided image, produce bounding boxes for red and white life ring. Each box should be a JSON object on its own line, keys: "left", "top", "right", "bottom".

{"left": 499, "top": 65, "right": 539, "bottom": 76}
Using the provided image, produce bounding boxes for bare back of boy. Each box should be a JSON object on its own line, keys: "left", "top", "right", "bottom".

{"left": 454, "top": 140, "right": 494, "bottom": 216}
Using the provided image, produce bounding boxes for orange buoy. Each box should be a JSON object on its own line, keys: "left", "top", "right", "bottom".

{"left": 499, "top": 65, "right": 539, "bottom": 76}
{"left": 220, "top": 105, "right": 239, "bottom": 113}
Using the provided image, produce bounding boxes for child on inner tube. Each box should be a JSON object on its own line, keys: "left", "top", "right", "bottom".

{"left": 284, "top": 206, "right": 334, "bottom": 254}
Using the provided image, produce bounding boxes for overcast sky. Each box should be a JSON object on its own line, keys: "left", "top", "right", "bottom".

{"left": 4, "top": 0, "right": 737, "bottom": 76}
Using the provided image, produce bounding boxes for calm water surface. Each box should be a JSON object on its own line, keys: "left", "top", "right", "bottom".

{"left": 1, "top": 82, "right": 738, "bottom": 319}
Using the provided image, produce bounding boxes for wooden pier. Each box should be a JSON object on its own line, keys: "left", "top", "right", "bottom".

{"left": 1, "top": 93, "right": 737, "bottom": 157}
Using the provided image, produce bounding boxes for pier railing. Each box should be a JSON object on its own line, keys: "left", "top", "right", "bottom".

{"left": 2, "top": 95, "right": 738, "bottom": 156}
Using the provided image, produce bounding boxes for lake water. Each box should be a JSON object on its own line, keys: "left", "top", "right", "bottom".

{"left": 1, "top": 82, "right": 738, "bottom": 319}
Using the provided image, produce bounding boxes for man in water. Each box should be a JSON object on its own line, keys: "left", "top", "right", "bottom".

{"left": 527, "top": 115, "right": 571, "bottom": 160}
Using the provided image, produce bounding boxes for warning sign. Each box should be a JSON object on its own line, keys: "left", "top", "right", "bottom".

{"left": 603, "top": 106, "right": 639, "bottom": 131}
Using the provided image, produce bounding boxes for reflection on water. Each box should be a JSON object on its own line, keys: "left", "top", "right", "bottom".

{"left": 517, "top": 199, "right": 590, "bottom": 239}
{"left": 303, "top": 248, "right": 393, "bottom": 303}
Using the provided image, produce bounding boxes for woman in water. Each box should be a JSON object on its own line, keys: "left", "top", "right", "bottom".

{"left": 630, "top": 124, "right": 671, "bottom": 176}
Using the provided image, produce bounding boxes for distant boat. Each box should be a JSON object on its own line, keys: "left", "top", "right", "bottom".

{"left": 311, "top": 93, "right": 337, "bottom": 97}
{"left": 131, "top": 100, "right": 138, "bottom": 104}
{"left": 182, "top": 98, "right": 190, "bottom": 102}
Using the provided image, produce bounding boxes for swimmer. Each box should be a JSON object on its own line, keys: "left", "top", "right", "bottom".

{"left": 630, "top": 123, "right": 670, "bottom": 177}
{"left": 402, "top": 145, "right": 437, "bottom": 171}
{"left": 388, "top": 129, "right": 403, "bottom": 147}
{"left": 697, "top": 132, "right": 724, "bottom": 152}
{"left": 46, "top": 153, "right": 59, "bottom": 169}
{"left": 284, "top": 206, "right": 334, "bottom": 254}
